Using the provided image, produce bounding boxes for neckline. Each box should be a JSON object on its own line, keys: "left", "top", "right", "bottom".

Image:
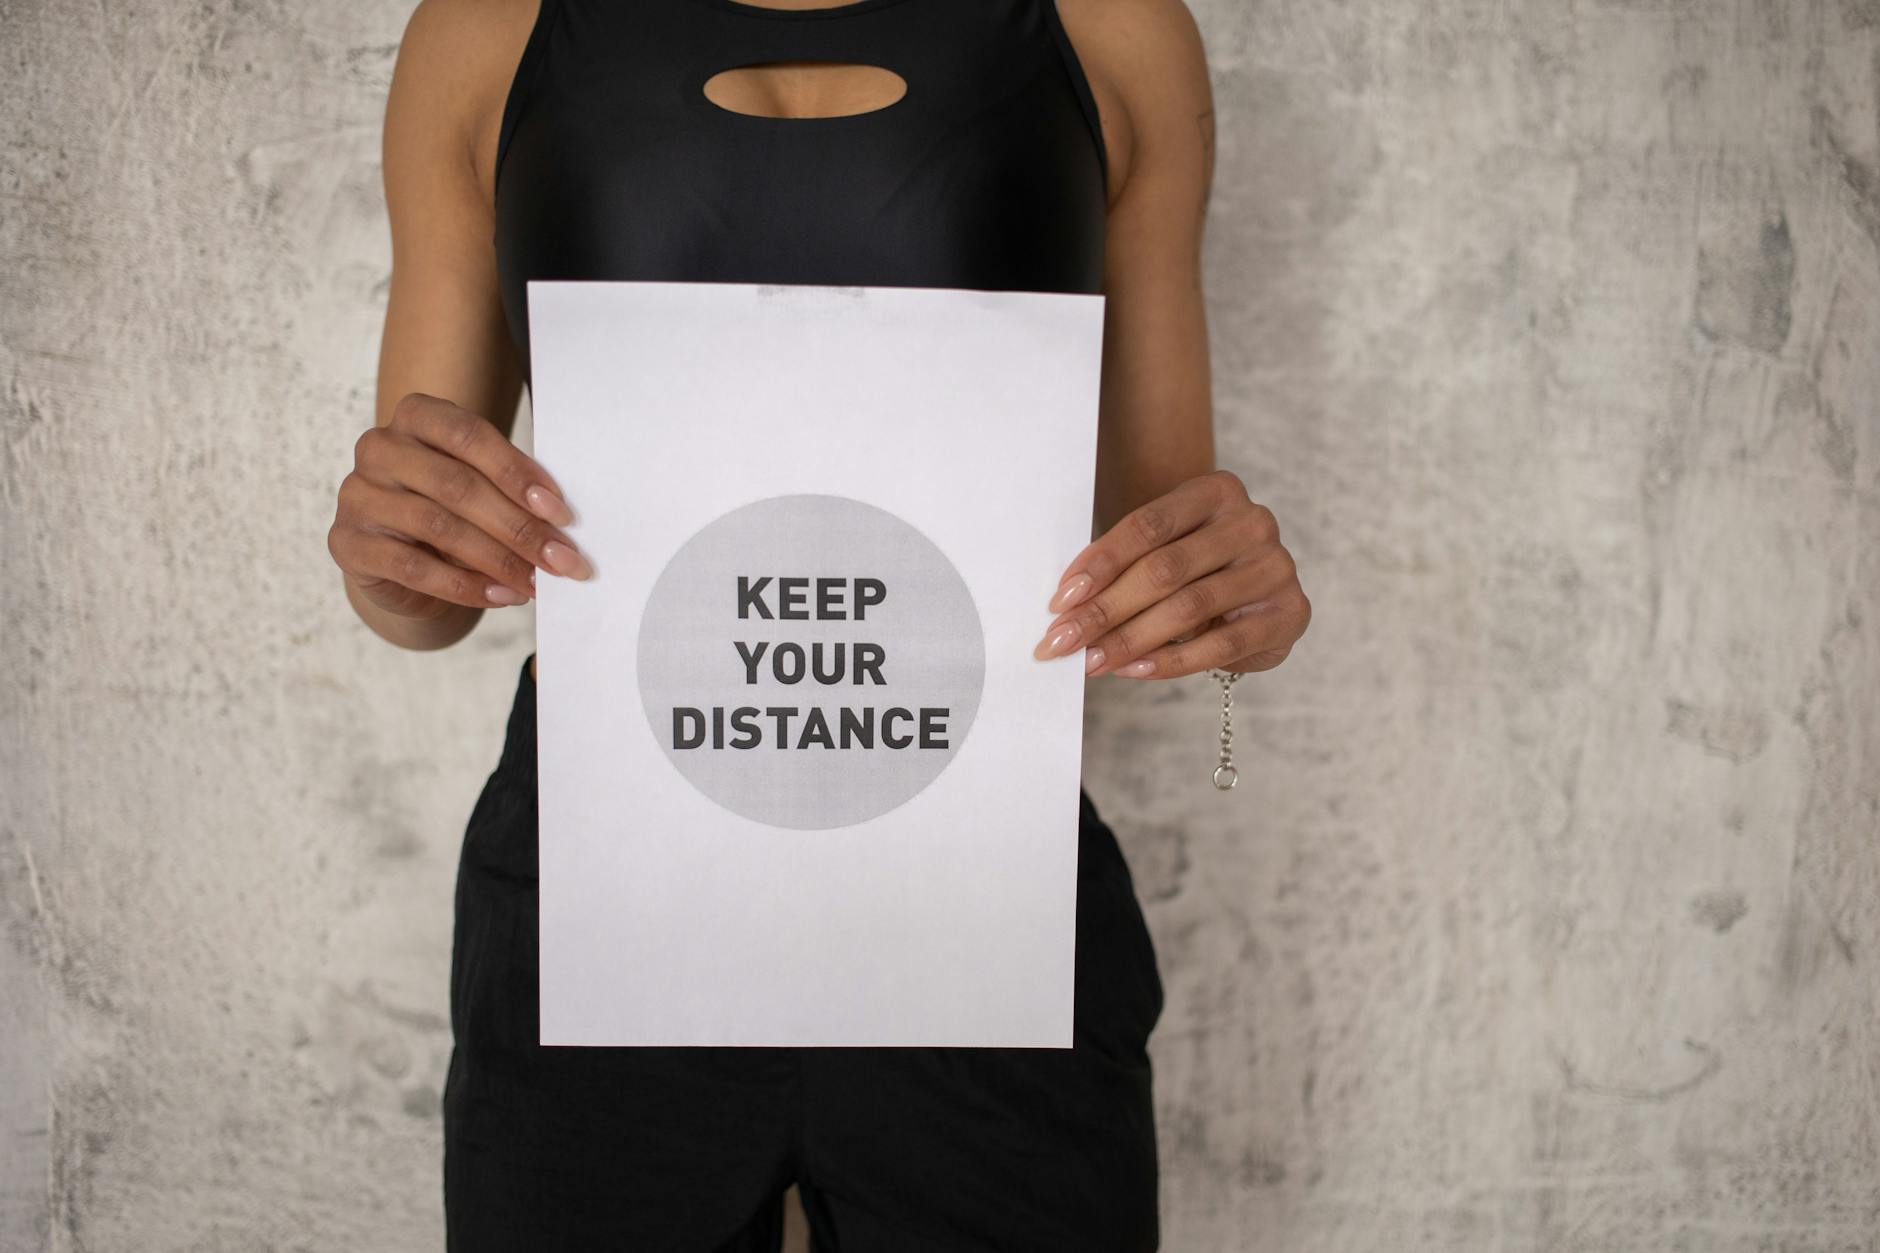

{"left": 683, "top": 0, "right": 921, "bottom": 19}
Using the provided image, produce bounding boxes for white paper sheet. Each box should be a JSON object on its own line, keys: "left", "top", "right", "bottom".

{"left": 527, "top": 280, "right": 1105, "bottom": 1047}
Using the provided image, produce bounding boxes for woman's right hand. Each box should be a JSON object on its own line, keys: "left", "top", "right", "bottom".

{"left": 328, "top": 391, "right": 592, "bottom": 621}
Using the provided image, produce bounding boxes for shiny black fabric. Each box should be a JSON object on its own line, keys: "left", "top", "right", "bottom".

{"left": 445, "top": 656, "right": 1164, "bottom": 1251}
{"left": 452, "top": 1, "right": 1159, "bottom": 1248}
{"left": 492, "top": 0, "right": 1110, "bottom": 383}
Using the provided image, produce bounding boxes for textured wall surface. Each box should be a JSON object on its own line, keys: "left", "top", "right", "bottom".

{"left": 3, "top": 0, "right": 1877, "bottom": 1250}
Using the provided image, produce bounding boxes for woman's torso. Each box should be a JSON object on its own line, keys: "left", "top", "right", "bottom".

{"left": 488, "top": 0, "right": 1115, "bottom": 682}
{"left": 490, "top": 0, "right": 1113, "bottom": 386}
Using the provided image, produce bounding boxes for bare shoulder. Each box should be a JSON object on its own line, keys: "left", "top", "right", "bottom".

{"left": 1052, "top": 0, "right": 1214, "bottom": 201}
{"left": 387, "top": 0, "right": 542, "bottom": 210}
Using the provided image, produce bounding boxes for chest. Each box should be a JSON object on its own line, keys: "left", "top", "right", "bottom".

{"left": 484, "top": 0, "right": 1114, "bottom": 380}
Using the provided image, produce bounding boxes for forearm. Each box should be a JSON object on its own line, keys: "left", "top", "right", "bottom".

{"left": 1093, "top": 418, "right": 1215, "bottom": 536}
{"left": 342, "top": 569, "right": 484, "bottom": 651}
{"left": 1090, "top": 216, "right": 1217, "bottom": 533}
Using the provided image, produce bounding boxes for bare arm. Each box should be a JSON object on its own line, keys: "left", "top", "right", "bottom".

{"left": 338, "top": 0, "right": 548, "bottom": 643}
{"left": 1035, "top": 1, "right": 1311, "bottom": 679}
{"left": 1064, "top": 0, "right": 1219, "bottom": 535}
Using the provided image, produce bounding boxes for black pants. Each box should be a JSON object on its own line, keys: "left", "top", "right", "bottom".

{"left": 442, "top": 653, "right": 1165, "bottom": 1251}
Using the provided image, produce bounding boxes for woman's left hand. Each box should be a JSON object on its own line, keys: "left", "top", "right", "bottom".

{"left": 1032, "top": 469, "right": 1310, "bottom": 679}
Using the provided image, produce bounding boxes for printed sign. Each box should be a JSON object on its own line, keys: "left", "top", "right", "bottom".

{"left": 528, "top": 280, "right": 1104, "bottom": 1047}
{"left": 637, "top": 492, "right": 986, "bottom": 830}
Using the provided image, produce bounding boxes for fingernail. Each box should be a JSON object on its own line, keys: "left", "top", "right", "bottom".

{"left": 1033, "top": 620, "right": 1081, "bottom": 660}
{"left": 1084, "top": 647, "right": 1106, "bottom": 674}
{"left": 1048, "top": 572, "right": 1091, "bottom": 613}
{"left": 542, "top": 539, "right": 592, "bottom": 580}
{"left": 1118, "top": 659, "right": 1156, "bottom": 677}
{"left": 526, "top": 484, "right": 575, "bottom": 527}
{"left": 1223, "top": 601, "right": 1267, "bottom": 622}
{"left": 485, "top": 583, "right": 528, "bottom": 606}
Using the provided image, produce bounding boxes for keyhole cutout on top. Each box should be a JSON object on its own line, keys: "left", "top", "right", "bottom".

{"left": 700, "top": 59, "right": 908, "bottom": 119}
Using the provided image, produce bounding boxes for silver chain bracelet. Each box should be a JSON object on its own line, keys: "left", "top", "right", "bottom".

{"left": 1207, "top": 667, "right": 1243, "bottom": 790}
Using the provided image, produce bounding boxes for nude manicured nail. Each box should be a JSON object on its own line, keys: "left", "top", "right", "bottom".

{"left": 1084, "top": 647, "right": 1106, "bottom": 674}
{"left": 542, "top": 539, "right": 592, "bottom": 580}
{"left": 1118, "top": 659, "right": 1156, "bottom": 677}
{"left": 1048, "top": 572, "right": 1091, "bottom": 613}
{"left": 1033, "top": 620, "right": 1081, "bottom": 660}
{"left": 526, "top": 484, "right": 575, "bottom": 527}
{"left": 486, "top": 583, "right": 528, "bottom": 606}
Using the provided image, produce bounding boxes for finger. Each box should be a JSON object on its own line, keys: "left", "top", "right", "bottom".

{"left": 351, "top": 479, "right": 539, "bottom": 600}
{"left": 1032, "top": 514, "right": 1250, "bottom": 661}
{"left": 1071, "top": 559, "right": 1264, "bottom": 675}
{"left": 388, "top": 392, "right": 575, "bottom": 527}
{"left": 1045, "top": 471, "right": 1239, "bottom": 615}
{"left": 1103, "top": 590, "right": 1310, "bottom": 681}
{"left": 391, "top": 440, "right": 592, "bottom": 580}
{"left": 1080, "top": 543, "right": 1299, "bottom": 673}
{"left": 342, "top": 529, "right": 527, "bottom": 609}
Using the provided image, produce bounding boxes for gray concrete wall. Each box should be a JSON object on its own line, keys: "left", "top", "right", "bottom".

{"left": 3, "top": 0, "right": 1876, "bottom": 1249}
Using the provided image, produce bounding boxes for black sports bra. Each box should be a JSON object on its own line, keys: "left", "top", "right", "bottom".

{"left": 492, "top": 0, "right": 1110, "bottom": 385}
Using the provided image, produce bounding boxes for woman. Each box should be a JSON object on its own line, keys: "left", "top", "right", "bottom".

{"left": 326, "top": 0, "right": 1309, "bottom": 1247}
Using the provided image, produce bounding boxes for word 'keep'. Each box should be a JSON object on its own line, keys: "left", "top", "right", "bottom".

{"left": 738, "top": 576, "right": 886, "bottom": 621}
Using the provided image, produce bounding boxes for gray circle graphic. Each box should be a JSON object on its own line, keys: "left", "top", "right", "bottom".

{"left": 637, "top": 494, "right": 985, "bottom": 830}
